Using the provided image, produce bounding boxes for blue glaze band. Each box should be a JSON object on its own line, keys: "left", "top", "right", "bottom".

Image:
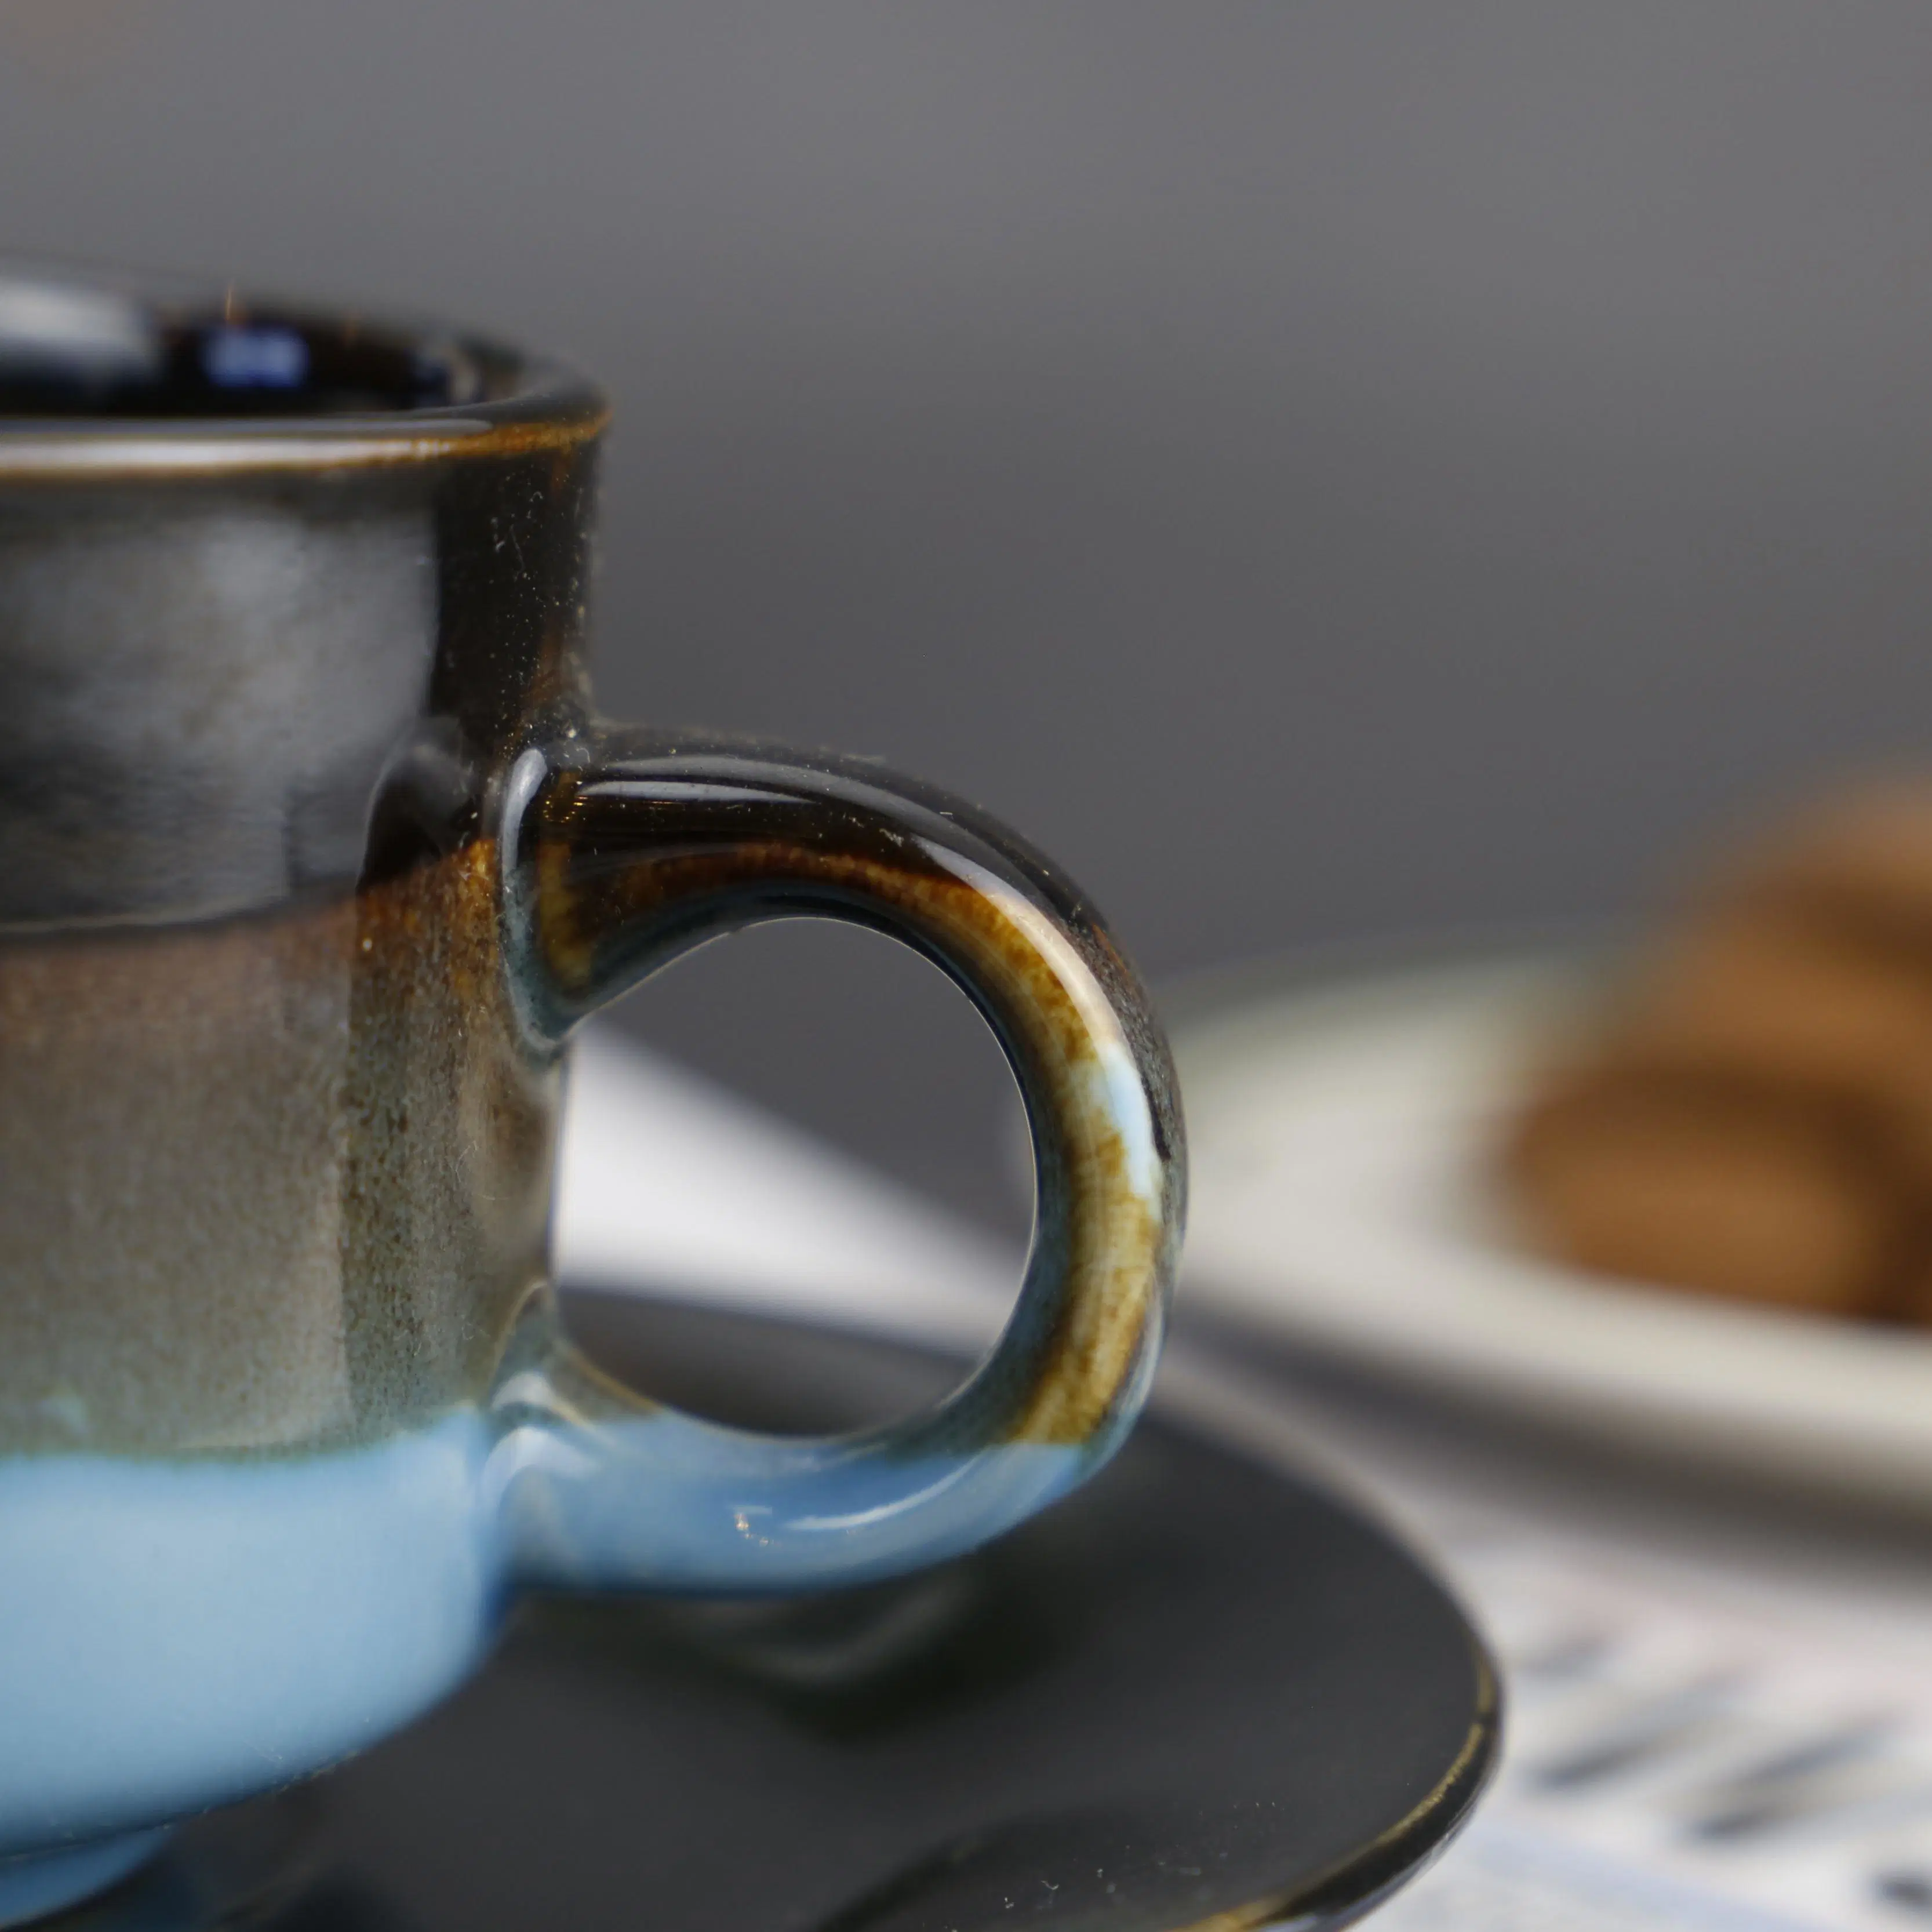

{"left": 0, "top": 1339, "right": 1139, "bottom": 1866}
{"left": 0, "top": 1296, "right": 1159, "bottom": 1862}
{"left": 0, "top": 1414, "right": 497, "bottom": 1861}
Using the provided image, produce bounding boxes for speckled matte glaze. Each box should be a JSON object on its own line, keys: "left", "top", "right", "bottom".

{"left": 0, "top": 261, "right": 1184, "bottom": 1918}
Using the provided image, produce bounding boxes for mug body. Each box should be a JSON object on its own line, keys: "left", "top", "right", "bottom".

{"left": 0, "top": 263, "right": 1184, "bottom": 1918}
{"left": 0, "top": 268, "right": 601, "bottom": 1861}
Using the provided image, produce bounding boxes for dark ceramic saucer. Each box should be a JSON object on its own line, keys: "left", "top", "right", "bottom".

{"left": 60, "top": 1293, "right": 1495, "bottom": 1932}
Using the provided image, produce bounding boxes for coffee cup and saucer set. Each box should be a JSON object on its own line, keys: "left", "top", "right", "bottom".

{"left": 0, "top": 260, "right": 1494, "bottom": 1930}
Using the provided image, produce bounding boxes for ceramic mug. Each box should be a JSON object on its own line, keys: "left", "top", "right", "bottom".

{"left": 0, "top": 263, "right": 1184, "bottom": 1923}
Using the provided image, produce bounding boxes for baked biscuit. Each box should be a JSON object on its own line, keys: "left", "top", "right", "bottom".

{"left": 1507, "top": 782, "right": 1932, "bottom": 1320}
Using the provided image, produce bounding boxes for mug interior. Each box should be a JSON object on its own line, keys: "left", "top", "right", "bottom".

{"left": 0, "top": 266, "right": 507, "bottom": 419}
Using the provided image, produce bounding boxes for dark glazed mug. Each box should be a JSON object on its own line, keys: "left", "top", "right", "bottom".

{"left": 0, "top": 263, "right": 1183, "bottom": 1923}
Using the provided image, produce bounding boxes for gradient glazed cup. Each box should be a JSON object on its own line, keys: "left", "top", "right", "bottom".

{"left": 0, "top": 263, "right": 1184, "bottom": 1924}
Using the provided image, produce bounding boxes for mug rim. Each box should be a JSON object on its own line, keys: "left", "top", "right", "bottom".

{"left": 0, "top": 256, "right": 608, "bottom": 480}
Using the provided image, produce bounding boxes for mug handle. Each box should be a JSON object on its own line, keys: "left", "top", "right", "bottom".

{"left": 489, "top": 726, "right": 1184, "bottom": 1592}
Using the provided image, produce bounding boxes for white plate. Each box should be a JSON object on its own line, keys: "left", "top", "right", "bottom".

{"left": 1174, "top": 951, "right": 1932, "bottom": 1507}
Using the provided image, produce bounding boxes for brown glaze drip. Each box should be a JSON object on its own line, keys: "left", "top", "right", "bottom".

{"left": 526, "top": 735, "right": 1184, "bottom": 1451}
{"left": 339, "top": 839, "right": 558, "bottom": 1438}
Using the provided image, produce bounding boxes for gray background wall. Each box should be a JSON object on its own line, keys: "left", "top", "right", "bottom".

{"left": 7, "top": 2, "right": 1932, "bottom": 1232}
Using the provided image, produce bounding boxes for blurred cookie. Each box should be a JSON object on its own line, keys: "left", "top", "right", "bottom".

{"left": 1628, "top": 914, "right": 1932, "bottom": 1185}
{"left": 1507, "top": 1067, "right": 1897, "bottom": 1316}
{"left": 1505, "top": 780, "right": 1932, "bottom": 1322}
